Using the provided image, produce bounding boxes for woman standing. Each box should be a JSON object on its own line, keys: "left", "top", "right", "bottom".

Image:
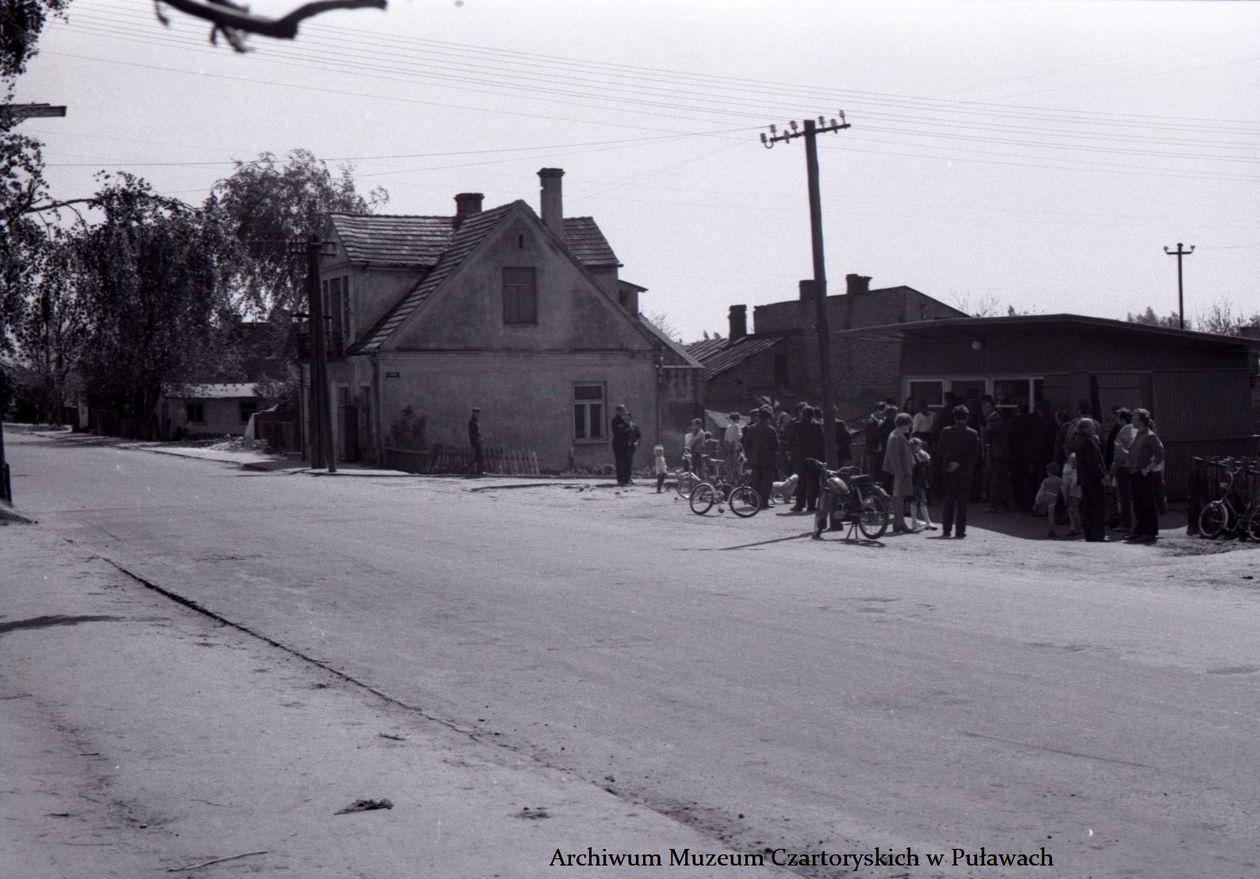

{"left": 1126, "top": 409, "right": 1165, "bottom": 544}
{"left": 882, "top": 412, "right": 916, "bottom": 533}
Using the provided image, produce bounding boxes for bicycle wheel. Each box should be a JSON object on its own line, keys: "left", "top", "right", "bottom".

{"left": 1198, "top": 501, "right": 1229, "bottom": 539}
{"left": 728, "top": 485, "right": 760, "bottom": 518}
{"left": 689, "top": 482, "right": 718, "bottom": 515}
{"left": 675, "top": 471, "right": 700, "bottom": 499}
{"left": 856, "top": 490, "right": 889, "bottom": 540}
{"left": 1246, "top": 507, "right": 1260, "bottom": 542}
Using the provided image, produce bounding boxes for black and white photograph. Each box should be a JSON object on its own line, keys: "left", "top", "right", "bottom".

{"left": 2, "top": 1, "right": 1258, "bottom": 876}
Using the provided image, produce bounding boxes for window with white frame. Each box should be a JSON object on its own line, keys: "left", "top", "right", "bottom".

{"left": 573, "top": 383, "right": 605, "bottom": 441}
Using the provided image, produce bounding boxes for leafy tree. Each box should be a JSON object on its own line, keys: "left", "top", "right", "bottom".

{"left": 1126, "top": 306, "right": 1181, "bottom": 328}
{"left": 75, "top": 173, "right": 244, "bottom": 438}
{"left": 1, "top": 0, "right": 69, "bottom": 79}
{"left": 212, "top": 149, "right": 387, "bottom": 318}
{"left": 12, "top": 227, "right": 85, "bottom": 422}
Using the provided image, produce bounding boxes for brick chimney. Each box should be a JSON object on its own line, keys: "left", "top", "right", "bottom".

{"left": 799, "top": 279, "right": 816, "bottom": 301}
{"left": 846, "top": 273, "right": 872, "bottom": 295}
{"left": 729, "top": 305, "right": 747, "bottom": 341}
{"left": 538, "top": 168, "right": 564, "bottom": 236}
{"left": 454, "top": 192, "right": 483, "bottom": 226}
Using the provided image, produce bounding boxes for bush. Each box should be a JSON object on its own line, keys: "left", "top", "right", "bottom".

{"left": 388, "top": 406, "right": 427, "bottom": 450}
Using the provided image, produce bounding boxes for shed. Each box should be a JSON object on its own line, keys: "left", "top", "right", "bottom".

{"left": 159, "top": 383, "right": 265, "bottom": 439}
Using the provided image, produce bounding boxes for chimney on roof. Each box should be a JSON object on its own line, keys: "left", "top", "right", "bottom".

{"left": 538, "top": 168, "right": 564, "bottom": 236}
{"left": 846, "top": 273, "right": 872, "bottom": 295}
{"left": 454, "top": 192, "right": 483, "bottom": 226}
{"left": 799, "top": 279, "right": 816, "bottom": 301}
{"left": 729, "top": 305, "right": 748, "bottom": 341}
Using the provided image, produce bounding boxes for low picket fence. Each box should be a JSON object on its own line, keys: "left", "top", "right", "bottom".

{"left": 384, "top": 444, "right": 540, "bottom": 476}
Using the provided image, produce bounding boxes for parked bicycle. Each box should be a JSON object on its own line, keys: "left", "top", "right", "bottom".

{"left": 689, "top": 461, "right": 760, "bottom": 517}
{"left": 1198, "top": 458, "right": 1260, "bottom": 540}
{"left": 805, "top": 458, "right": 890, "bottom": 540}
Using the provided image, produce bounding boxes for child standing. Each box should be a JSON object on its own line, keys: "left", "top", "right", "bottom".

{"left": 909, "top": 438, "right": 937, "bottom": 531}
{"left": 652, "top": 444, "right": 668, "bottom": 493}
{"left": 1061, "top": 453, "right": 1083, "bottom": 537}
{"left": 1033, "top": 462, "right": 1063, "bottom": 538}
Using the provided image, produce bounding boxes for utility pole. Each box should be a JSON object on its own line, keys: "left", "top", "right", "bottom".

{"left": 0, "top": 103, "right": 67, "bottom": 505}
{"left": 1163, "top": 242, "right": 1194, "bottom": 330}
{"left": 761, "top": 113, "right": 851, "bottom": 466}
{"left": 302, "top": 234, "right": 336, "bottom": 473}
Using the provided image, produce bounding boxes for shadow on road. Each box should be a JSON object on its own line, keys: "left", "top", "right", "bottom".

{"left": 0, "top": 614, "right": 120, "bottom": 636}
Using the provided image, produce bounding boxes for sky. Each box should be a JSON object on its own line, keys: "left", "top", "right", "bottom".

{"left": 15, "top": 0, "right": 1260, "bottom": 341}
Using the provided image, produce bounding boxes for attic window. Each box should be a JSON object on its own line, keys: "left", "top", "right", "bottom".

{"left": 503, "top": 267, "right": 537, "bottom": 325}
{"left": 518, "top": 235, "right": 525, "bottom": 249}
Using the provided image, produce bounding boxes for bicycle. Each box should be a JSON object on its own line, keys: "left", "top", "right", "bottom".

{"left": 1198, "top": 459, "right": 1260, "bottom": 540}
{"left": 689, "top": 460, "right": 760, "bottom": 517}
{"left": 805, "top": 458, "right": 890, "bottom": 540}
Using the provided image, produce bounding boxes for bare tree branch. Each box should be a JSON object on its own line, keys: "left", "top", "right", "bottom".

{"left": 156, "top": 0, "right": 387, "bottom": 52}
{"left": 24, "top": 197, "right": 97, "bottom": 216}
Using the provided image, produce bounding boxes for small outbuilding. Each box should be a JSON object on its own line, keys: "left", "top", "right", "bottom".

{"left": 158, "top": 383, "right": 265, "bottom": 440}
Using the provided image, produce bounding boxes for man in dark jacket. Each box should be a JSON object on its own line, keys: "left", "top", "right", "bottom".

{"left": 793, "top": 406, "right": 826, "bottom": 512}
{"left": 742, "top": 406, "right": 781, "bottom": 509}
{"left": 936, "top": 404, "right": 980, "bottom": 539}
{"left": 610, "top": 404, "right": 635, "bottom": 485}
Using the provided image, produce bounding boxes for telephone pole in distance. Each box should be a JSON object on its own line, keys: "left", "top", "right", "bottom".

{"left": 1163, "top": 242, "right": 1194, "bottom": 330}
{"left": 761, "top": 113, "right": 851, "bottom": 466}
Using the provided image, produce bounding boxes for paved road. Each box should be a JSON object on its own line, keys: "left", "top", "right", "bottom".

{"left": 9, "top": 429, "right": 1260, "bottom": 877}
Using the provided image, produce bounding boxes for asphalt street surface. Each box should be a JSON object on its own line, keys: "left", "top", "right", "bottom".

{"left": 7, "top": 429, "right": 1260, "bottom": 877}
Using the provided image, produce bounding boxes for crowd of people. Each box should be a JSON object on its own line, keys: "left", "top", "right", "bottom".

{"left": 658, "top": 393, "right": 1168, "bottom": 544}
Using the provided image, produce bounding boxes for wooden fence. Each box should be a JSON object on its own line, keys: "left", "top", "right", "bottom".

{"left": 384, "top": 444, "right": 539, "bottom": 476}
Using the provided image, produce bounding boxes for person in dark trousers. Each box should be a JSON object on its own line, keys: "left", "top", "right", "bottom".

{"left": 611, "top": 404, "right": 635, "bottom": 485}
{"left": 1126, "top": 408, "right": 1165, "bottom": 544}
{"left": 1073, "top": 417, "right": 1109, "bottom": 542}
{"left": 876, "top": 402, "right": 899, "bottom": 493}
{"left": 793, "top": 406, "right": 825, "bottom": 512}
{"left": 834, "top": 417, "right": 854, "bottom": 468}
{"left": 467, "top": 407, "right": 485, "bottom": 476}
{"left": 937, "top": 404, "right": 980, "bottom": 539}
{"left": 742, "top": 406, "right": 780, "bottom": 510}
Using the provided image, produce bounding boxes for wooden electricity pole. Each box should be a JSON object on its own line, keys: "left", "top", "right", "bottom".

{"left": 1164, "top": 242, "right": 1194, "bottom": 330}
{"left": 305, "top": 235, "right": 336, "bottom": 473}
{"left": 761, "top": 114, "right": 851, "bottom": 466}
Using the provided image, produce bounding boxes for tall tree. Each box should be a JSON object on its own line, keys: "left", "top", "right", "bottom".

{"left": 212, "top": 149, "right": 387, "bottom": 318}
{"left": 1, "top": 0, "right": 69, "bottom": 79}
{"left": 14, "top": 227, "right": 85, "bottom": 422}
{"left": 76, "top": 173, "right": 243, "bottom": 438}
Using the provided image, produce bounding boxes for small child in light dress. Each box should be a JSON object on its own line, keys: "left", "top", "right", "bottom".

{"left": 1060, "top": 454, "right": 1083, "bottom": 537}
{"left": 1033, "top": 462, "right": 1063, "bottom": 538}
{"left": 653, "top": 444, "right": 668, "bottom": 493}
{"left": 909, "top": 438, "right": 936, "bottom": 530}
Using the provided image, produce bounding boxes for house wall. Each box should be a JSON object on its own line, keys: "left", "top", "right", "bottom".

{"left": 162, "top": 396, "right": 252, "bottom": 438}
{"left": 704, "top": 345, "right": 792, "bottom": 415}
{"left": 376, "top": 350, "right": 664, "bottom": 472}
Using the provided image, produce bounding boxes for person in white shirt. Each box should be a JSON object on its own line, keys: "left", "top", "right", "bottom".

{"left": 722, "top": 412, "right": 744, "bottom": 479}
{"left": 911, "top": 400, "right": 935, "bottom": 446}
{"left": 1110, "top": 407, "right": 1137, "bottom": 533}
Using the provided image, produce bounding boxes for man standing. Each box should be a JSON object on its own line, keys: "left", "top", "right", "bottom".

{"left": 937, "top": 404, "right": 980, "bottom": 539}
{"left": 723, "top": 412, "right": 744, "bottom": 478}
{"left": 467, "top": 407, "right": 485, "bottom": 476}
{"left": 1110, "top": 407, "right": 1136, "bottom": 533}
{"left": 611, "top": 404, "right": 635, "bottom": 486}
{"left": 742, "top": 406, "right": 780, "bottom": 510}
{"left": 793, "top": 406, "right": 825, "bottom": 512}
{"left": 981, "top": 396, "right": 1014, "bottom": 512}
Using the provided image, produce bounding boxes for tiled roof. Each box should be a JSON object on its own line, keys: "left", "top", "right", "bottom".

{"left": 563, "top": 217, "right": 620, "bottom": 267}
{"left": 685, "top": 332, "right": 795, "bottom": 381}
{"left": 162, "top": 383, "right": 261, "bottom": 399}
{"left": 329, "top": 213, "right": 618, "bottom": 269}
{"left": 351, "top": 202, "right": 521, "bottom": 354}
{"left": 639, "top": 315, "right": 702, "bottom": 368}
{"left": 330, "top": 214, "right": 454, "bottom": 266}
